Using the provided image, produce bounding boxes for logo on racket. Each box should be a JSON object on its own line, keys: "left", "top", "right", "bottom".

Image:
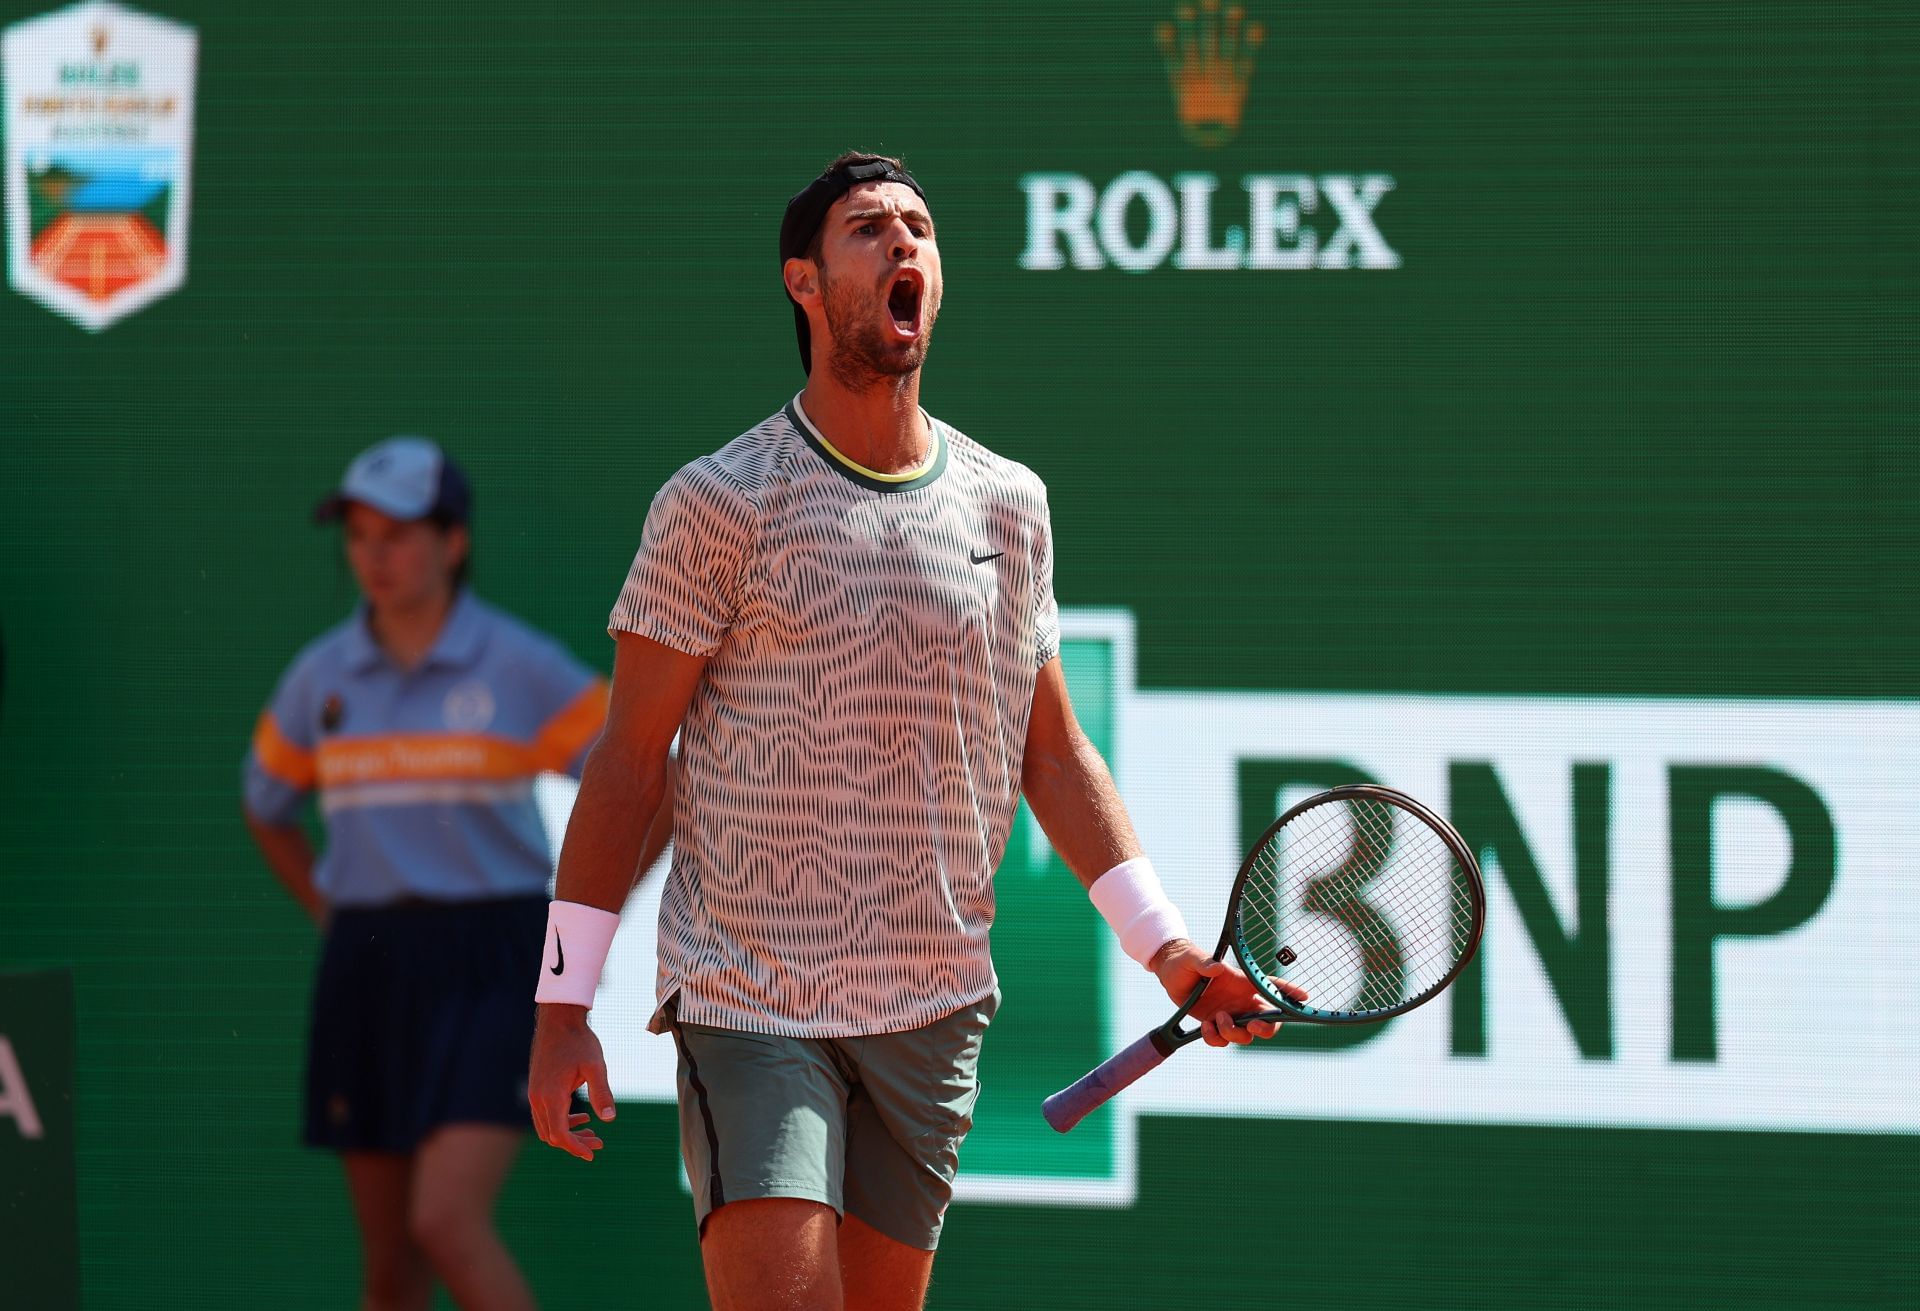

{"left": 1276, "top": 946, "right": 1296, "bottom": 966}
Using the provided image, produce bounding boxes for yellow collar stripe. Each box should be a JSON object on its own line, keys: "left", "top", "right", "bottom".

{"left": 792, "top": 396, "right": 941, "bottom": 483}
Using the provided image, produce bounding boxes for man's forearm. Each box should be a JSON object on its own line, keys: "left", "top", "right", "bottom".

{"left": 627, "top": 756, "right": 675, "bottom": 901}
{"left": 1021, "top": 727, "right": 1142, "bottom": 890}
{"left": 1023, "top": 722, "right": 1193, "bottom": 968}
{"left": 554, "top": 741, "right": 669, "bottom": 912}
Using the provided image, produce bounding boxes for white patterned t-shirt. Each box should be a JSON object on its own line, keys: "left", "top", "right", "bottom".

{"left": 612, "top": 397, "right": 1060, "bottom": 1037}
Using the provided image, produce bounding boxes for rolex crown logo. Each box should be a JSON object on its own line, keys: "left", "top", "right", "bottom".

{"left": 1156, "top": 0, "right": 1266, "bottom": 149}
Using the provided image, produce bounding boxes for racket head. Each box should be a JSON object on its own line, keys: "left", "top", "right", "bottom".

{"left": 1225, "top": 784, "right": 1485, "bottom": 1023}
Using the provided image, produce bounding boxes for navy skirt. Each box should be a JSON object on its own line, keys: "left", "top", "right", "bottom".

{"left": 304, "top": 895, "right": 546, "bottom": 1154}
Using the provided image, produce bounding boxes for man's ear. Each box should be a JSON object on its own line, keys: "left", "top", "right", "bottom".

{"left": 783, "top": 256, "right": 819, "bottom": 305}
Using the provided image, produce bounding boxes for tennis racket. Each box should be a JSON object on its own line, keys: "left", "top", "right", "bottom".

{"left": 1043, "top": 784, "right": 1485, "bottom": 1133}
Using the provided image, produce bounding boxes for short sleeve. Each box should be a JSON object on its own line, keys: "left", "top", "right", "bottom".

{"left": 243, "top": 660, "right": 317, "bottom": 825}
{"left": 1032, "top": 488, "right": 1061, "bottom": 669}
{"left": 517, "top": 636, "right": 610, "bottom": 779}
{"left": 608, "top": 460, "right": 757, "bottom": 658}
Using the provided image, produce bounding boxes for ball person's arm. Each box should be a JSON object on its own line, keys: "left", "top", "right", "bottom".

{"left": 242, "top": 813, "right": 326, "bottom": 925}
{"left": 529, "top": 630, "right": 707, "bottom": 1159}
{"left": 1019, "top": 657, "right": 1287, "bottom": 1047}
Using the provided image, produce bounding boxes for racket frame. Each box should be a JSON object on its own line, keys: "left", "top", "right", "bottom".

{"left": 1152, "top": 783, "right": 1487, "bottom": 1053}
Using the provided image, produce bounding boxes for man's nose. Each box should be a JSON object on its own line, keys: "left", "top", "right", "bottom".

{"left": 888, "top": 222, "right": 918, "bottom": 261}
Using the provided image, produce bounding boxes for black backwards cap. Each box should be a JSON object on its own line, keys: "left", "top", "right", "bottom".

{"left": 779, "top": 155, "right": 927, "bottom": 373}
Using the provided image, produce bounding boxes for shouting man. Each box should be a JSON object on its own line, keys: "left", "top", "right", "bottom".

{"left": 527, "top": 152, "right": 1292, "bottom": 1311}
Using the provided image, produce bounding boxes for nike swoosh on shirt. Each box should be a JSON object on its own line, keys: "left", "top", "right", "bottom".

{"left": 970, "top": 550, "right": 1004, "bottom": 565}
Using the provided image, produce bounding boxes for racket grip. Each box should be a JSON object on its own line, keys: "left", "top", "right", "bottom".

{"left": 1042, "top": 1031, "right": 1172, "bottom": 1134}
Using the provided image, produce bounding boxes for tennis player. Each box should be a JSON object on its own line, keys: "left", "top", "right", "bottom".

{"left": 528, "top": 153, "right": 1283, "bottom": 1311}
{"left": 243, "top": 439, "right": 664, "bottom": 1311}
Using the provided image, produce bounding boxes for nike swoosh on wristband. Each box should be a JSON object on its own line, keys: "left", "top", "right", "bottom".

{"left": 970, "top": 550, "right": 1004, "bottom": 565}
{"left": 550, "top": 930, "right": 565, "bottom": 975}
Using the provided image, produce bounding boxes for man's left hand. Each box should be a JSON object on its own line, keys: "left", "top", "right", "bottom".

{"left": 1149, "top": 938, "right": 1309, "bottom": 1047}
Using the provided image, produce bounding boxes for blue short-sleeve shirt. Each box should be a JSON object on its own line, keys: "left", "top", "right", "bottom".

{"left": 244, "top": 592, "right": 608, "bottom": 908}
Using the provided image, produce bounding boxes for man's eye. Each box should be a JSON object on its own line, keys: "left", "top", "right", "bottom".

{"left": 856, "top": 224, "right": 875, "bottom": 235}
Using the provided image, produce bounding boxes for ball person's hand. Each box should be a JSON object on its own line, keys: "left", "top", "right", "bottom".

{"left": 529, "top": 1003, "right": 617, "bottom": 1160}
{"left": 1150, "top": 938, "right": 1309, "bottom": 1047}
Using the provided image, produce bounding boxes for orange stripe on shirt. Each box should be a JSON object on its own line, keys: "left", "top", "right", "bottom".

{"left": 315, "top": 734, "right": 536, "bottom": 788}
{"left": 529, "top": 679, "right": 610, "bottom": 773}
{"left": 252, "top": 712, "right": 316, "bottom": 790}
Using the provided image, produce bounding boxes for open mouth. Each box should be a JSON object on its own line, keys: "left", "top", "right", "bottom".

{"left": 886, "top": 270, "right": 924, "bottom": 338}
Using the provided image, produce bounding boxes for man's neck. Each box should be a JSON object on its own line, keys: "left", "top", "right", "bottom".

{"left": 797, "top": 369, "right": 929, "bottom": 475}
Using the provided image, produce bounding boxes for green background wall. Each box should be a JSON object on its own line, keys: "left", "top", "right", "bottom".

{"left": 2, "top": 2, "right": 1913, "bottom": 1306}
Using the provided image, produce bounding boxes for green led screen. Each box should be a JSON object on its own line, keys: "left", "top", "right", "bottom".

{"left": 2, "top": 2, "right": 1914, "bottom": 1306}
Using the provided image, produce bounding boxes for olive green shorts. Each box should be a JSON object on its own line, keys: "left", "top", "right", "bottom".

{"left": 662, "top": 990, "right": 998, "bottom": 1251}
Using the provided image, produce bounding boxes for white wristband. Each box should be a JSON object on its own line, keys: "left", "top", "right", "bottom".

{"left": 1088, "top": 857, "right": 1190, "bottom": 970}
{"left": 534, "top": 900, "right": 621, "bottom": 1007}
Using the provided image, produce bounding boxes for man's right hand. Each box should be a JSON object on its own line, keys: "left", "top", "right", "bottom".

{"left": 529, "top": 1003, "right": 617, "bottom": 1161}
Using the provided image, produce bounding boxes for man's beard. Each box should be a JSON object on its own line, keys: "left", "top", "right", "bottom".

{"left": 818, "top": 268, "right": 939, "bottom": 391}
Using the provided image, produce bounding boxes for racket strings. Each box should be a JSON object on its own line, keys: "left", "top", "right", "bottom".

{"left": 1236, "top": 797, "right": 1474, "bottom": 1017}
{"left": 1292, "top": 803, "right": 1467, "bottom": 1004}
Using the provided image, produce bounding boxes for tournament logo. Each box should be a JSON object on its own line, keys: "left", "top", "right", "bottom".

{"left": 1156, "top": 0, "right": 1265, "bottom": 148}
{"left": 2, "top": 2, "right": 198, "bottom": 331}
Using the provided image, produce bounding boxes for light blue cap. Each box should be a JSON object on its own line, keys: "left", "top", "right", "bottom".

{"left": 314, "top": 437, "right": 470, "bottom": 523}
